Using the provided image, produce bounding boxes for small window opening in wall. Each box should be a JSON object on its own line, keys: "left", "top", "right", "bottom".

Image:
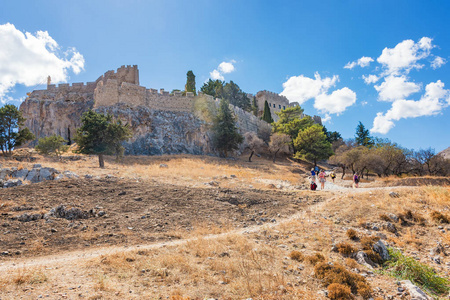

{"left": 279, "top": 104, "right": 281, "bottom": 109}
{"left": 273, "top": 104, "right": 275, "bottom": 108}
{"left": 283, "top": 106, "right": 285, "bottom": 110}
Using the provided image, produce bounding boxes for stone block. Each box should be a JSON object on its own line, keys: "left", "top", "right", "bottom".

{"left": 25, "top": 169, "right": 40, "bottom": 183}
{"left": 12, "top": 169, "right": 29, "bottom": 180}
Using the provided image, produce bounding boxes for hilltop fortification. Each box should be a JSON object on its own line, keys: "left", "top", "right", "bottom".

{"left": 21, "top": 66, "right": 288, "bottom": 155}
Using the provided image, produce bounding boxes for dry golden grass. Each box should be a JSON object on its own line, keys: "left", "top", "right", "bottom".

{"left": 0, "top": 267, "right": 48, "bottom": 287}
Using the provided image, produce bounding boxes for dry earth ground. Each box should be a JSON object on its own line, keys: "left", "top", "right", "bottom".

{"left": 0, "top": 153, "right": 449, "bottom": 299}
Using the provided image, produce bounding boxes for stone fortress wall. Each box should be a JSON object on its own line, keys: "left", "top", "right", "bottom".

{"left": 21, "top": 65, "right": 320, "bottom": 155}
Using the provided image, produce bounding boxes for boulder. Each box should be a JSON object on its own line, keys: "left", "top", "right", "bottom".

{"left": 25, "top": 169, "right": 40, "bottom": 183}
{"left": 355, "top": 251, "right": 376, "bottom": 269}
{"left": 64, "top": 171, "right": 79, "bottom": 178}
{"left": 39, "top": 167, "right": 58, "bottom": 181}
{"left": 0, "top": 168, "right": 12, "bottom": 180}
{"left": 3, "top": 179, "right": 23, "bottom": 188}
{"left": 48, "top": 205, "right": 88, "bottom": 220}
{"left": 373, "top": 240, "right": 390, "bottom": 261}
{"left": 12, "top": 168, "right": 29, "bottom": 179}
{"left": 400, "top": 280, "right": 431, "bottom": 300}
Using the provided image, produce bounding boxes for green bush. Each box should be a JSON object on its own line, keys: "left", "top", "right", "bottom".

{"left": 384, "top": 248, "right": 449, "bottom": 295}
{"left": 35, "top": 135, "right": 69, "bottom": 157}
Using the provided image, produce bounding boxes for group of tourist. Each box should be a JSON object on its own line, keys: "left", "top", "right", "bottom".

{"left": 310, "top": 167, "right": 359, "bottom": 190}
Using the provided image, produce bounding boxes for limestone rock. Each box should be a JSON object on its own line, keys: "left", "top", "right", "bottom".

{"left": 400, "top": 280, "right": 431, "bottom": 300}
{"left": 355, "top": 251, "right": 376, "bottom": 269}
{"left": 12, "top": 168, "right": 29, "bottom": 179}
{"left": 373, "top": 240, "right": 390, "bottom": 261}
{"left": 3, "top": 179, "right": 23, "bottom": 188}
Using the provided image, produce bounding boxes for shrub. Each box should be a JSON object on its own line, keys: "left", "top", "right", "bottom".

{"left": 360, "top": 236, "right": 380, "bottom": 251}
{"left": 289, "top": 250, "right": 304, "bottom": 262}
{"left": 379, "top": 214, "right": 391, "bottom": 222}
{"left": 398, "top": 210, "right": 426, "bottom": 226}
{"left": 35, "top": 134, "right": 69, "bottom": 157}
{"left": 336, "top": 243, "right": 357, "bottom": 256}
{"left": 363, "top": 250, "right": 383, "bottom": 265}
{"left": 327, "top": 283, "right": 353, "bottom": 300}
{"left": 384, "top": 248, "right": 449, "bottom": 295}
{"left": 305, "top": 253, "right": 325, "bottom": 265}
{"left": 430, "top": 211, "right": 450, "bottom": 224}
{"left": 346, "top": 229, "right": 358, "bottom": 240}
{"left": 314, "top": 262, "right": 371, "bottom": 299}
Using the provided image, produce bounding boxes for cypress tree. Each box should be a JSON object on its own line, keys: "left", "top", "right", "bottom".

{"left": 262, "top": 100, "right": 274, "bottom": 123}
{"left": 185, "top": 70, "right": 196, "bottom": 95}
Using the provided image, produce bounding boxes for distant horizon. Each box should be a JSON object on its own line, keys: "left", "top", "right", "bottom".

{"left": 1, "top": 1, "right": 449, "bottom": 152}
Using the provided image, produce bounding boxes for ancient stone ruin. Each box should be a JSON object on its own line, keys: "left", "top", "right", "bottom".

{"left": 20, "top": 66, "right": 320, "bottom": 155}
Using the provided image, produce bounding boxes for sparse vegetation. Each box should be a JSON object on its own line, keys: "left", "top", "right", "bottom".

{"left": 289, "top": 250, "right": 304, "bottom": 262}
{"left": 346, "top": 229, "right": 358, "bottom": 240}
{"left": 430, "top": 211, "right": 450, "bottom": 223}
{"left": 384, "top": 248, "right": 450, "bottom": 295}
{"left": 336, "top": 242, "right": 357, "bottom": 256}
{"left": 35, "top": 134, "right": 69, "bottom": 157}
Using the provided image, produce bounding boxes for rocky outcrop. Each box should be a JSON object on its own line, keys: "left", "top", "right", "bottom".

{"left": 20, "top": 97, "right": 94, "bottom": 144}
{"left": 96, "top": 104, "right": 213, "bottom": 155}
{"left": 0, "top": 165, "right": 78, "bottom": 188}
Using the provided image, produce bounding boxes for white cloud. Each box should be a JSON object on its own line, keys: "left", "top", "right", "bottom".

{"left": 431, "top": 56, "right": 446, "bottom": 69}
{"left": 344, "top": 56, "right": 374, "bottom": 69}
{"left": 377, "top": 37, "right": 433, "bottom": 75}
{"left": 0, "top": 23, "right": 85, "bottom": 103}
{"left": 209, "top": 69, "right": 224, "bottom": 81}
{"left": 374, "top": 75, "right": 421, "bottom": 102}
{"left": 218, "top": 60, "right": 236, "bottom": 74}
{"left": 322, "top": 114, "right": 332, "bottom": 123}
{"left": 280, "top": 72, "right": 338, "bottom": 104}
{"left": 209, "top": 60, "right": 236, "bottom": 80}
{"left": 362, "top": 74, "right": 379, "bottom": 84}
{"left": 371, "top": 80, "right": 450, "bottom": 134}
{"left": 314, "top": 87, "right": 357, "bottom": 115}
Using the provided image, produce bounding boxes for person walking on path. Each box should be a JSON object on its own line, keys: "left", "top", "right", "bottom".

{"left": 353, "top": 173, "right": 359, "bottom": 188}
{"left": 310, "top": 168, "right": 316, "bottom": 183}
{"left": 318, "top": 169, "right": 326, "bottom": 190}
{"left": 330, "top": 172, "right": 336, "bottom": 183}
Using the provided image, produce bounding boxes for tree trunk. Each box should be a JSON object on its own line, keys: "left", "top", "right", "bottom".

{"left": 98, "top": 154, "right": 105, "bottom": 168}
{"left": 249, "top": 150, "right": 254, "bottom": 162}
{"left": 341, "top": 165, "right": 346, "bottom": 179}
{"left": 272, "top": 149, "right": 280, "bottom": 163}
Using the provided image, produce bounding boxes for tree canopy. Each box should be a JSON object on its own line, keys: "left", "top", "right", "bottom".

{"left": 261, "top": 100, "right": 273, "bottom": 123}
{"left": 0, "top": 104, "right": 35, "bottom": 156}
{"left": 75, "top": 110, "right": 131, "bottom": 168}
{"left": 185, "top": 70, "right": 196, "bottom": 95}
{"left": 212, "top": 99, "right": 243, "bottom": 157}
{"left": 355, "top": 121, "right": 374, "bottom": 147}
{"left": 200, "top": 79, "right": 251, "bottom": 111}
{"left": 293, "top": 124, "right": 333, "bottom": 166}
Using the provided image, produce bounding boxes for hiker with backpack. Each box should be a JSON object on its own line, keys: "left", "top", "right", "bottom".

{"left": 353, "top": 173, "right": 359, "bottom": 188}
{"left": 318, "top": 169, "right": 326, "bottom": 190}
{"left": 330, "top": 172, "right": 336, "bottom": 183}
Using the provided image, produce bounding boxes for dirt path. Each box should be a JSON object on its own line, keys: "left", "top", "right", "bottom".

{"left": 0, "top": 193, "right": 333, "bottom": 273}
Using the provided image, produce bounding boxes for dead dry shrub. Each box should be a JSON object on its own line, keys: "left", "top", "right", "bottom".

{"left": 289, "top": 250, "right": 304, "bottom": 262}
{"left": 430, "top": 211, "right": 450, "bottom": 224}
{"left": 346, "top": 229, "right": 358, "bottom": 241}
{"left": 398, "top": 210, "right": 426, "bottom": 226}
{"left": 304, "top": 253, "right": 325, "bottom": 265}
{"left": 327, "top": 283, "right": 353, "bottom": 300}
{"left": 360, "top": 236, "right": 380, "bottom": 251}
{"left": 344, "top": 258, "right": 359, "bottom": 269}
{"left": 336, "top": 242, "right": 357, "bottom": 256}
{"left": 314, "top": 262, "right": 371, "bottom": 299}
{"left": 363, "top": 250, "right": 383, "bottom": 265}
{"left": 379, "top": 214, "right": 391, "bottom": 222}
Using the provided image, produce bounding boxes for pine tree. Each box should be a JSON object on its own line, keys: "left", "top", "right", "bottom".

{"left": 212, "top": 99, "right": 243, "bottom": 157}
{"left": 355, "top": 121, "right": 374, "bottom": 147}
{"left": 0, "top": 104, "right": 35, "bottom": 156}
{"left": 185, "top": 70, "right": 196, "bottom": 95}
{"left": 294, "top": 124, "right": 333, "bottom": 166}
{"left": 75, "top": 110, "right": 131, "bottom": 168}
{"left": 262, "top": 100, "right": 273, "bottom": 123}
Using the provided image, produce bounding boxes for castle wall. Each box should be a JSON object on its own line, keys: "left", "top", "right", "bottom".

{"left": 255, "top": 90, "right": 293, "bottom": 122}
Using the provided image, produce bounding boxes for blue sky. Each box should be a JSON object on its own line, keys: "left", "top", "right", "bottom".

{"left": 1, "top": 0, "right": 449, "bottom": 152}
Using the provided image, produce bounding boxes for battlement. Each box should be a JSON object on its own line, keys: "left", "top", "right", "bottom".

{"left": 96, "top": 65, "right": 139, "bottom": 86}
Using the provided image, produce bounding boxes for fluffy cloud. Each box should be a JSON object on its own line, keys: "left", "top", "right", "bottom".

{"left": 314, "top": 87, "right": 357, "bottom": 115}
{"left": 362, "top": 74, "right": 379, "bottom": 84}
{"left": 344, "top": 56, "right": 374, "bottom": 69}
{"left": 280, "top": 72, "right": 338, "bottom": 104}
{"left": 218, "top": 60, "right": 236, "bottom": 74}
{"left": 377, "top": 37, "right": 433, "bottom": 75}
{"left": 431, "top": 56, "right": 446, "bottom": 69}
{"left": 209, "top": 69, "right": 224, "bottom": 81}
{"left": 374, "top": 75, "right": 421, "bottom": 102}
{"left": 209, "top": 60, "right": 236, "bottom": 80}
{"left": 371, "top": 80, "right": 450, "bottom": 134}
{"left": 0, "top": 23, "right": 85, "bottom": 103}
